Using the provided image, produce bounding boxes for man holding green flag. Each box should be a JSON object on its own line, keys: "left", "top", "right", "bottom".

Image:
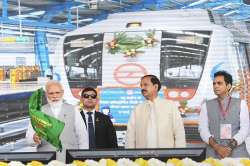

{"left": 26, "top": 80, "right": 88, "bottom": 162}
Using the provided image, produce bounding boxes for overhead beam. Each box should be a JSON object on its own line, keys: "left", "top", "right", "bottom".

{"left": 0, "top": 17, "right": 75, "bottom": 31}
{"left": 69, "top": 0, "right": 152, "bottom": 27}
{"left": 40, "top": 1, "right": 83, "bottom": 22}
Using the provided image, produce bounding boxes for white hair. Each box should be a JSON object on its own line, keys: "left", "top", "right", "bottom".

{"left": 45, "top": 80, "right": 64, "bottom": 92}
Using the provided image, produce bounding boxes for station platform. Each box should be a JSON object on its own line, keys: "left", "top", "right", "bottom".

{"left": 0, "top": 81, "right": 41, "bottom": 95}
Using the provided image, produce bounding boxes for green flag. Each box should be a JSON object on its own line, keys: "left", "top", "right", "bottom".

{"left": 29, "top": 88, "right": 65, "bottom": 151}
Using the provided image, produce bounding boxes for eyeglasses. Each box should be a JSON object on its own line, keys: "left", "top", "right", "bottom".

{"left": 82, "top": 94, "right": 97, "bottom": 99}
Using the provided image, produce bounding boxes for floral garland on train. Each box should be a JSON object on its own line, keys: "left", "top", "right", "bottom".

{"left": 1, "top": 157, "right": 250, "bottom": 166}
{"left": 106, "top": 30, "right": 158, "bottom": 57}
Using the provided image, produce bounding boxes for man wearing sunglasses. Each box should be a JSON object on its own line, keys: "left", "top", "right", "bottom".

{"left": 79, "top": 87, "right": 118, "bottom": 149}
{"left": 26, "top": 80, "right": 88, "bottom": 162}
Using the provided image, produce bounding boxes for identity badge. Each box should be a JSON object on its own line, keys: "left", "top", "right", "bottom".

{"left": 220, "top": 124, "right": 232, "bottom": 139}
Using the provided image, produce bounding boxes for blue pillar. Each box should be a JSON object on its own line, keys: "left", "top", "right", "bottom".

{"left": 2, "top": 0, "right": 8, "bottom": 18}
{"left": 34, "top": 31, "right": 50, "bottom": 76}
{"left": 67, "top": 9, "right": 72, "bottom": 24}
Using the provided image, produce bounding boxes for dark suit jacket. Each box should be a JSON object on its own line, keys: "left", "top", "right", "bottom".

{"left": 80, "top": 111, "right": 118, "bottom": 149}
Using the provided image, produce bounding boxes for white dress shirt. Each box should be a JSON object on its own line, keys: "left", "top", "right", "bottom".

{"left": 82, "top": 109, "right": 95, "bottom": 131}
{"left": 199, "top": 99, "right": 249, "bottom": 145}
{"left": 26, "top": 103, "right": 88, "bottom": 149}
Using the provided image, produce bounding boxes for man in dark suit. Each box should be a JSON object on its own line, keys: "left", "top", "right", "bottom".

{"left": 80, "top": 87, "right": 118, "bottom": 149}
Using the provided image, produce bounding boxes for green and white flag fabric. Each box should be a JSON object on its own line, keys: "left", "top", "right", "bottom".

{"left": 28, "top": 88, "right": 65, "bottom": 151}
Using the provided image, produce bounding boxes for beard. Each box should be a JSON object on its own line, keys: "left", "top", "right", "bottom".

{"left": 48, "top": 99, "right": 63, "bottom": 109}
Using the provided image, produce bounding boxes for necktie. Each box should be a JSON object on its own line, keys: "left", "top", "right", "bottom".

{"left": 87, "top": 112, "right": 95, "bottom": 149}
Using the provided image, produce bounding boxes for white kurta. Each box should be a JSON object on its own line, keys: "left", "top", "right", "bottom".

{"left": 125, "top": 96, "right": 186, "bottom": 148}
{"left": 26, "top": 103, "right": 88, "bottom": 149}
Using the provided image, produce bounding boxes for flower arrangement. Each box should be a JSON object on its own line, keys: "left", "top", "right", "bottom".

{"left": 27, "top": 161, "right": 44, "bottom": 166}
{"left": 134, "top": 158, "right": 147, "bottom": 166}
{"left": 117, "top": 158, "right": 138, "bottom": 166}
{"left": 0, "top": 161, "right": 9, "bottom": 166}
{"left": 221, "top": 158, "right": 244, "bottom": 166}
{"left": 240, "top": 158, "right": 250, "bottom": 166}
{"left": 72, "top": 160, "right": 86, "bottom": 166}
{"left": 203, "top": 158, "right": 224, "bottom": 166}
{"left": 46, "top": 160, "right": 67, "bottom": 166}
{"left": 106, "top": 30, "right": 158, "bottom": 57}
{"left": 148, "top": 158, "right": 166, "bottom": 166}
{"left": 167, "top": 158, "right": 184, "bottom": 166}
{"left": 1, "top": 158, "right": 250, "bottom": 166}
{"left": 8, "top": 161, "right": 26, "bottom": 166}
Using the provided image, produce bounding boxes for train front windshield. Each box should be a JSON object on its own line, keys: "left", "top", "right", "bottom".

{"left": 63, "top": 33, "right": 103, "bottom": 89}
{"left": 63, "top": 30, "right": 211, "bottom": 96}
{"left": 160, "top": 30, "right": 211, "bottom": 89}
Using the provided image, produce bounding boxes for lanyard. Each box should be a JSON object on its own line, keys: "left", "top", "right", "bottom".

{"left": 217, "top": 96, "right": 231, "bottom": 119}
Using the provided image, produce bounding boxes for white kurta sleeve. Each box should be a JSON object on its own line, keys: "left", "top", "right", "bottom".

{"left": 125, "top": 108, "right": 136, "bottom": 148}
{"left": 245, "top": 134, "right": 250, "bottom": 156}
{"left": 25, "top": 121, "right": 36, "bottom": 145}
{"left": 233, "top": 100, "right": 249, "bottom": 145}
{"left": 172, "top": 102, "right": 186, "bottom": 147}
{"left": 198, "top": 102, "right": 212, "bottom": 144}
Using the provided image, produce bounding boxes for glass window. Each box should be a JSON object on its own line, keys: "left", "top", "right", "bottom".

{"left": 63, "top": 33, "right": 103, "bottom": 88}
{"left": 160, "top": 30, "right": 211, "bottom": 88}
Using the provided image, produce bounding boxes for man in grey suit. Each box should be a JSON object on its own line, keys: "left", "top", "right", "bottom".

{"left": 26, "top": 80, "right": 88, "bottom": 162}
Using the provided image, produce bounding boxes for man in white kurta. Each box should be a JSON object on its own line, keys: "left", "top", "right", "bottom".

{"left": 26, "top": 80, "right": 88, "bottom": 162}
{"left": 125, "top": 75, "right": 186, "bottom": 148}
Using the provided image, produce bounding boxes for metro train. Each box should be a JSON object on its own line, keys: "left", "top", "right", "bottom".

{"left": 53, "top": 9, "right": 250, "bottom": 124}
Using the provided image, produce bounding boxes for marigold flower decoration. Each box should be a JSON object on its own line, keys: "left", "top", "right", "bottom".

{"left": 73, "top": 160, "right": 87, "bottom": 166}
{"left": 107, "top": 31, "right": 158, "bottom": 57}
{"left": 117, "top": 158, "right": 137, "bottom": 166}
{"left": 134, "top": 158, "right": 148, "bottom": 166}
{"left": 108, "top": 159, "right": 117, "bottom": 166}
{"left": 98, "top": 158, "right": 117, "bottom": 166}
{"left": 26, "top": 161, "right": 44, "bottom": 166}
{"left": 202, "top": 157, "right": 223, "bottom": 166}
{"left": 166, "top": 158, "right": 185, "bottom": 166}
{"left": 0, "top": 162, "right": 8, "bottom": 166}
{"left": 8, "top": 161, "right": 25, "bottom": 166}
{"left": 148, "top": 158, "right": 165, "bottom": 166}
{"left": 144, "top": 30, "right": 158, "bottom": 47}
{"left": 240, "top": 158, "right": 250, "bottom": 166}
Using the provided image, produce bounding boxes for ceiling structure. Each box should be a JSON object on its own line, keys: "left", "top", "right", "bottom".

{"left": 0, "top": 0, "right": 250, "bottom": 35}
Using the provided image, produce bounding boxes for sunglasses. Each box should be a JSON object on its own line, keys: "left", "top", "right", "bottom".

{"left": 82, "top": 94, "right": 97, "bottom": 99}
